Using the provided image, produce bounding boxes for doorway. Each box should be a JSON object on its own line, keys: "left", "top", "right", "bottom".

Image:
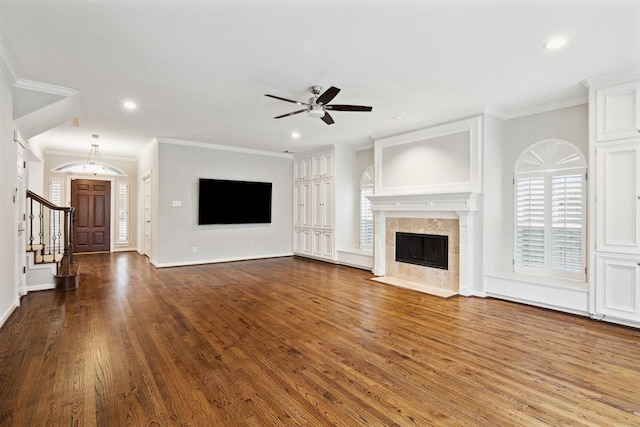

{"left": 142, "top": 174, "right": 152, "bottom": 258}
{"left": 71, "top": 179, "right": 111, "bottom": 253}
{"left": 16, "top": 134, "right": 27, "bottom": 297}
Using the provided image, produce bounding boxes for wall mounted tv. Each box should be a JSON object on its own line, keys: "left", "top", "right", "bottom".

{"left": 198, "top": 178, "right": 272, "bottom": 225}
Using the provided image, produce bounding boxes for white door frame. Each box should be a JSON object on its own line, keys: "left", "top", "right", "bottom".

{"left": 141, "top": 173, "right": 152, "bottom": 258}
{"left": 15, "top": 131, "right": 27, "bottom": 298}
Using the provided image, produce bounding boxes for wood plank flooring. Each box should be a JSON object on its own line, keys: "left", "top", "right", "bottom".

{"left": 1, "top": 253, "right": 639, "bottom": 426}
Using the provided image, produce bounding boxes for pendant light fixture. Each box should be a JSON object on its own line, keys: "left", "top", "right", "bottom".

{"left": 83, "top": 134, "right": 106, "bottom": 175}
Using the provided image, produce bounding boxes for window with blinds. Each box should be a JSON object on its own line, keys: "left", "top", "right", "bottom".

{"left": 117, "top": 181, "right": 129, "bottom": 245}
{"left": 515, "top": 175, "right": 545, "bottom": 271}
{"left": 360, "top": 186, "right": 374, "bottom": 248}
{"left": 514, "top": 168, "right": 585, "bottom": 281}
{"left": 360, "top": 166, "right": 375, "bottom": 249}
{"left": 49, "top": 178, "right": 63, "bottom": 247}
{"left": 551, "top": 173, "right": 584, "bottom": 276}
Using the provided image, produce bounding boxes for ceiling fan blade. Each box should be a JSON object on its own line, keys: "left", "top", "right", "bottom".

{"left": 316, "top": 86, "right": 341, "bottom": 105}
{"left": 265, "top": 94, "right": 309, "bottom": 106}
{"left": 321, "top": 112, "right": 335, "bottom": 125}
{"left": 274, "top": 109, "right": 307, "bottom": 119}
{"left": 325, "top": 104, "right": 373, "bottom": 112}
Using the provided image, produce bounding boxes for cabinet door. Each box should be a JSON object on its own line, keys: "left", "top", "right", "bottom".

{"left": 301, "top": 181, "right": 312, "bottom": 228}
{"left": 321, "top": 231, "right": 333, "bottom": 259}
{"left": 293, "top": 228, "right": 311, "bottom": 254}
{"left": 293, "top": 182, "right": 302, "bottom": 227}
{"left": 320, "top": 151, "right": 334, "bottom": 178}
{"left": 311, "top": 178, "right": 333, "bottom": 228}
{"left": 294, "top": 157, "right": 310, "bottom": 181}
{"left": 294, "top": 181, "right": 312, "bottom": 228}
{"left": 311, "top": 230, "right": 323, "bottom": 257}
{"left": 596, "top": 255, "right": 640, "bottom": 322}
{"left": 596, "top": 81, "right": 640, "bottom": 142}
{"left": 311, "top": 150, "right": 334, "bottom": 179}
{"left": 293, "top": 158, "right": 302, "bottom": 181}
{"left": 311, "top": 180, "right": 323, "bottom": 228}
{"left": 310, "top": 230, "right": 334, "bottom": 259}
{"left": 597, "top": 142, "right": 640, "bottom": 253}
{"left": 320, "top": 179, "right": 333, "bottom": 228}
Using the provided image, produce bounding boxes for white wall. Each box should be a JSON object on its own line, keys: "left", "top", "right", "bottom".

{"left": 27, "top": 159, "right": 44, "bottom": 195}
{"left": 483, "top": 104, "right": 590, "bottom": 314}
{"left": 481, "top": 113, "right": 506, "bottom": 275}
{"left": 0, "top": 61, "right": 18, "bottom": 327}
{"left": 154, "top": 141, "right": 293, "bottom": 267}
{"left": 137, "top": 141, "right": 158, "bottom": 262}
{"left": 501, "top": 104, "right": 589, "bottom": 269}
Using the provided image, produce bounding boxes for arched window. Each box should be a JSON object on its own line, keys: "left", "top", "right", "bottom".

{"left": 360, "top": 166, "right": 374, "bottom": 249}
{"left": 514, "top": 140, "right": 586, "bottom": 281}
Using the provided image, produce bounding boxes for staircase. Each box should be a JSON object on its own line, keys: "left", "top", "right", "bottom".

{"left": 26, "top": 190, "right": 79, "bottom": 291}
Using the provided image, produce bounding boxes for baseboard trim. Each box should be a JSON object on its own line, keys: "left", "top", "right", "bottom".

{"left": 153, "top": 253, "right": 294, "bottom": 268}
{"left": 27, "top": 283, "right": 55, "bottom": 292}
{"left": 0, "top": 300, "right": 19, "bottom": 330}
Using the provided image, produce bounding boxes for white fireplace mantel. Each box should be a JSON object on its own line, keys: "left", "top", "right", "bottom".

{"left": 368, "top": 191, "right": 479, "bottom": 213}
{"left": 368, "top": 191, "right": 479, "bottom": 297}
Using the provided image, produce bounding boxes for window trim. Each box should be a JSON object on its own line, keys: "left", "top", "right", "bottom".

{"left": 359, "top": 166, "right": 375, "bottom": 250}
{"left": 116, "top": 180, "right": 130, "bottom": 246}
{"left": 513, "top": 140, "right": 586, "bottom": 282}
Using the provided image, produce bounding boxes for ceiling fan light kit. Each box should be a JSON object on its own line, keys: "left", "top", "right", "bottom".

{"left": 265, "top": 85, "right": 372, "bottom": 125}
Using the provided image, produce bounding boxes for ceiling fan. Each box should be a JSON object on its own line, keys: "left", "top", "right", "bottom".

{"left": 265, "top": 85, "right": 372, "bottom": 125}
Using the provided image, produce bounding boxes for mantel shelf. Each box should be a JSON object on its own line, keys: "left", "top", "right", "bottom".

{"left": 368, "top": 191, "right": 479, "bottom": 213}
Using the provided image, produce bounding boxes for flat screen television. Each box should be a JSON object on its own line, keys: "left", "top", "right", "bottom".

{"left": 198, "top": 178, "right": 272, "bottom": 225}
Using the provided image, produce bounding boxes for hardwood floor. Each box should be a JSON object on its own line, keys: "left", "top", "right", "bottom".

{"left": 1, "top": 253, "right": 639, "bottom": 426}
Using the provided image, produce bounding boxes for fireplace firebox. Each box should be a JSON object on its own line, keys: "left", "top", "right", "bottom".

{"left": 395, "top": 232, "right": 448, "bottom": 270}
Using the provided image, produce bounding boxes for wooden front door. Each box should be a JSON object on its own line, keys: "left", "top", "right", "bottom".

{"left": 72, "top": 179, "right": 111, "bottom": 253}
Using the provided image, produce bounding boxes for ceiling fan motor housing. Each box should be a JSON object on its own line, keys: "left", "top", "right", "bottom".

{"left": 307, "top": 105, "right": 325, "bottom": 118}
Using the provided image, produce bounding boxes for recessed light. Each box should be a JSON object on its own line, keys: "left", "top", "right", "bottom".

{"left": 543, "top": 36, "right": 568, "bottom": 50}
{"left": 123, "top": 101, "right": 137, "bottom": 110}
{"left": 393, "top": 115, "right": 404, "bottom": 121}
{"left": 291, "top": 132, "right": 300, "bottom": 139}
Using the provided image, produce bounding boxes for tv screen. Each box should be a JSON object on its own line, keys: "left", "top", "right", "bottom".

{"left": 198, "top": 179, "right": 272, "bottom": 225}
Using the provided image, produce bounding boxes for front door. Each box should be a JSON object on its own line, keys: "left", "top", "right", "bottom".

{"left": 72, "top": 179, "right": 111, "bottom": 253}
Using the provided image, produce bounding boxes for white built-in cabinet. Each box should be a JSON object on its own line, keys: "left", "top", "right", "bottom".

{"left": 292, "top": 146, "right": 354, "bottom": 262}
{"left": 589, "top": 77, "right": 640, "bottom": 327}
{"left": 596, "top": 80, "right": 640, "bottom": 141}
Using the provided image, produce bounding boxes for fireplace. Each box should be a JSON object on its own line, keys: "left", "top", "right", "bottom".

{"left": 395, "top": 232, "right": 448, "bottom": 270}
{"left": 368, "top": 191, "right": 478, "bottom": 297}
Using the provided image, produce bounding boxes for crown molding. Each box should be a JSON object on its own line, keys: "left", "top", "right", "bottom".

{"left": 45, "top": 149, "right": 137, "bottom": 163}
{"left": 581, "top": 66, "right": 640, "bottom": 89}
{"left": 15, "top": 79, "right": 78, "bottom": 97}
{"left": 0, "top": 39, "right": 18, "bottom": 84}
{"left": 156, "top": 137, "right": 293, "bottom": 159}
{"left": 490, "top": 96, "right": 588, "bottom": 121}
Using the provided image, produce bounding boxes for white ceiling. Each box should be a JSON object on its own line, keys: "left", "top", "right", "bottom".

{"left": 1, "top": 0, "right": 639, "bottom": 159}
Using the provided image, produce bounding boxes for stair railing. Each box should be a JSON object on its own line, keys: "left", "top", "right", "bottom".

{"left": 26, "top": 190, "right": 75, "bottom": 276}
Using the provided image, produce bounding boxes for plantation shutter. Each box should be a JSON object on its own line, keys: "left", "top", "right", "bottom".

{"left": 49, "top": 178, "right": 63, "bottom": 244}
{"left": 515, "top": 175, "right": 546, "bottom": 272}
{"left": 551, "top": 173, "right": 584, "bottom": 278}
{"left": 117, "top": 181, "right": 129, "bottom": 244}
{"left": 360, "top": 186, "right": 374, "bottom": 248}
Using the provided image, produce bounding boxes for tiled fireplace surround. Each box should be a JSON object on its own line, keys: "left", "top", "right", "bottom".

{"left": 369, "top": 192, "right": 478, "bottom": 297}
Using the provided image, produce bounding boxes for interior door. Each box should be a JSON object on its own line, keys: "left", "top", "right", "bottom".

{"left": 143, "top": 175, "right": 151, "bottom": 257}
{"left": 16, "top": 134, "right": 27, "bottom": 296}
{"left": 72, "top": 179, "right": 111, "bottom": 252}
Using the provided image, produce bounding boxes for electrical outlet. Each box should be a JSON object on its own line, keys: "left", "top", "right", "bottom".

{"left": 192, "top": 246, "right": 197, "bottom": 253}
